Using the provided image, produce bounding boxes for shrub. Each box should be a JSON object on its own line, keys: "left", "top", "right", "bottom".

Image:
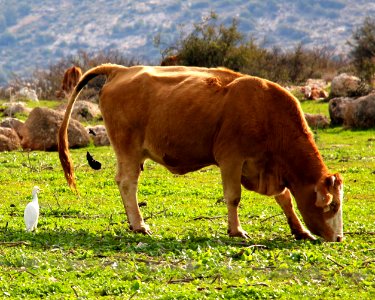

{"left": 348, "top": 16, "right": 375, "bottom": 84}
{"left": 158, "top": 13, "right": 347, "bottom": 85}
{"left": 161, "top": 12, "right": 247, "bottom": 71}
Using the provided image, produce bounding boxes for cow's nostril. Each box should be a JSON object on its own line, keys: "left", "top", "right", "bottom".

{"left": 336, "top": 236, "right": 343, "bottom": 242}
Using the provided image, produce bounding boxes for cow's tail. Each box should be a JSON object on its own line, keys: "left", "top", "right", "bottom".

{"left": 58, "top": 63, "right": 126, "bottom": 190}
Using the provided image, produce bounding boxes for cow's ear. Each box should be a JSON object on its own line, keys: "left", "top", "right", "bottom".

{"left": 332, "top": 173, "right": 343, "bottom": 187}
{"left": 315, "top": 176, "right": 334, "bottom": 208}
{"left": 325, "top": 175, "right": 335, "bottom": 188}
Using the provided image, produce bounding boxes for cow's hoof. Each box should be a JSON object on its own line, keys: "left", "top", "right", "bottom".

{"left": 132, "top": 225, "right": 152, "bottom": 235}
{"left": 294, "top": 231, "right": 316, "bottom": 241}
{"left": 228, "top": 229, "right": 249, "bottom": 239}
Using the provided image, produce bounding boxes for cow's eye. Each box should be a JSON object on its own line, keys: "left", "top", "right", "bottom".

{"left": 329, "top": 201, "right": 339, "bottom": 213}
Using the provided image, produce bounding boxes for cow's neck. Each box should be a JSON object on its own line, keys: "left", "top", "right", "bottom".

{"left": 279, "top": 135, "right": 328, "bottom": 190}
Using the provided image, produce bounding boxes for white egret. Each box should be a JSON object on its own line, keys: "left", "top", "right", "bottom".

{"left": 24, "top": 186, "right": 41, "bottom": 232}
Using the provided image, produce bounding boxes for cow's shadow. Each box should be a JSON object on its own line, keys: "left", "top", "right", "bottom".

{"left": 1, "top": 225, "right": 319, "bottom": 257}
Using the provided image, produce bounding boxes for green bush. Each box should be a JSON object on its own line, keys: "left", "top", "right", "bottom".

{"left": 162, "top": 13, "right": 247, "bottom": 71}
{"left": 349, "top": 16, "right": 375, "bottom": 84}
{"left": 159, "top": 13, "right": 346, "bottom": 85}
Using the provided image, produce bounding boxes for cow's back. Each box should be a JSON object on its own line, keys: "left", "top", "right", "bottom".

{"left": 99, "top": 66, "right": 242, "bottom": 173}
{"left": 99, "top": 66, "right": 312, "bottom": 175}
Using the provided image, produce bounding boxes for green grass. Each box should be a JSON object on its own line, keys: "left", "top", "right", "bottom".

{"left": 0, "top": 101, "right": 374, "bottom": 299}
{"left": 300, "top": 100, "right": 329, "bottom": 117}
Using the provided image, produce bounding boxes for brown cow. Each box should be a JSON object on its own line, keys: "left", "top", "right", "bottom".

{"left": 58, "top": 64, "right": 344, "bottom": 242}
{"left": 56, "top": 66, "right": 82, "bottom": 98}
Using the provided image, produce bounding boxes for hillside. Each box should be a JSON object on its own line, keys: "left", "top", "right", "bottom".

{"left": 0, "top": 0, "right": 374, "bottom": 84}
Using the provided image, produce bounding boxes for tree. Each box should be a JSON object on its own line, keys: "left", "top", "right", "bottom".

{"left": 160, "top": 12, "right": 250, "bottom": 71}
{"left": 349, "top": 16, "right": 375, "bottom": 83}
{"left": 158, "top": 13, "right": 345, "bottom": 85}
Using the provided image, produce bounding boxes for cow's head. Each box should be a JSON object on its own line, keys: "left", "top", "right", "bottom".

{"left": 300, "top": 173, "right": 344, "bottom": 242}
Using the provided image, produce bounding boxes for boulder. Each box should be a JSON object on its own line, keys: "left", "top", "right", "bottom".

{"left": 58, "top": 100, "right": 101, "bottom": 121}
{"left": 310, "top": 86, "right": 328, "bottom": 100}
{"left": 72, "top": 101, "right": 101, "bottom": 121}
{"left": 0, "top": 117, "right": 25, "bottom": 139}
{"left": 304, "top": 113, "right": 330, "bottom": 128}
{"left": 328, "top": 97, "right": 354, "bottom": 126}
{"left": 301, "top": 86, "right": 312, "bottom": 99}
{"left": 0, "top": 127, "right": 21, "bottom": 151}
{"left": 344, "top": 93, "right": 375, "bottom": 129}
{"left": 330, "top": 73, "right": 361, "bottom": 97}
{"left": 20, "top": 107, "right": 90, "bottom": 151}
{"left": 301, "top": 86, "right": 328, "bottom": 100}
{"left": 86, "top": 125, "right": 110, "bottom": 146}
{"left": 15, "top": 87, "right": 39, "bottom": 102}
{"left": 2, "top": 102, "right": 31, "bottom": 117}
{"left": 305, "top": 79, "right": 327, "bottom": 89}
{"left": 299, "top": 79, "right": 329, "bottom": 100}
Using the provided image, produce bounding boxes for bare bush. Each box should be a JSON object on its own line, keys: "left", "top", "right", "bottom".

{"left": 8, "top": 49, "right": 141, "bottom": 101}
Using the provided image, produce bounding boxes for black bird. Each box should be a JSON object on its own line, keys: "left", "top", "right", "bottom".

{"left": 88, "top": 128, "right": 96, "bottom": 136}
{"left": 86, "top": 151, "right": 102, "bottom": 170}
{"left": 138, "top": 201, "right": 147, "bottom": 207}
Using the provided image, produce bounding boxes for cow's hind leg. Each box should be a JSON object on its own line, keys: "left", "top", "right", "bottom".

{"left": 275, "top": 189, "right": 315, "bottom": 240}
{"left": 220, "top": 162, "right": 249, "bottom": 239}
{"left": 116, "top": 161, "right": 150, "bottom": 235}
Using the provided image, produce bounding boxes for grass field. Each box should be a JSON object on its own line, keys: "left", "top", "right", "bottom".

{"left": 0, "top": 99, "right": 374, "bottom": 299}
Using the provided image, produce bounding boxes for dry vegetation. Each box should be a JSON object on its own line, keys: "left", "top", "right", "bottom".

{"left": 1, "top": 50, "right": 140, "bottom": 101}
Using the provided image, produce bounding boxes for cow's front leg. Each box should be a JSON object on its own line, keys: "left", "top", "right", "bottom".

{"left": 116, "top": 162, "right": 151, "bottom": 235}
{"left": 220, "top": 162, "right": 249, "bottom": 238}
{"left": 275, "top": 189, "right": 315, "bottom": 240}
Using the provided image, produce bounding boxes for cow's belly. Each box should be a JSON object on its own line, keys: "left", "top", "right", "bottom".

{"left": 143, "top": 146, "right": 216, "bottom": 175}
{"left": 241, "top": 159, "right": 285, "bottom": 196}
{"left": 143, "top": 106, "right": 219, "bottom": 174}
